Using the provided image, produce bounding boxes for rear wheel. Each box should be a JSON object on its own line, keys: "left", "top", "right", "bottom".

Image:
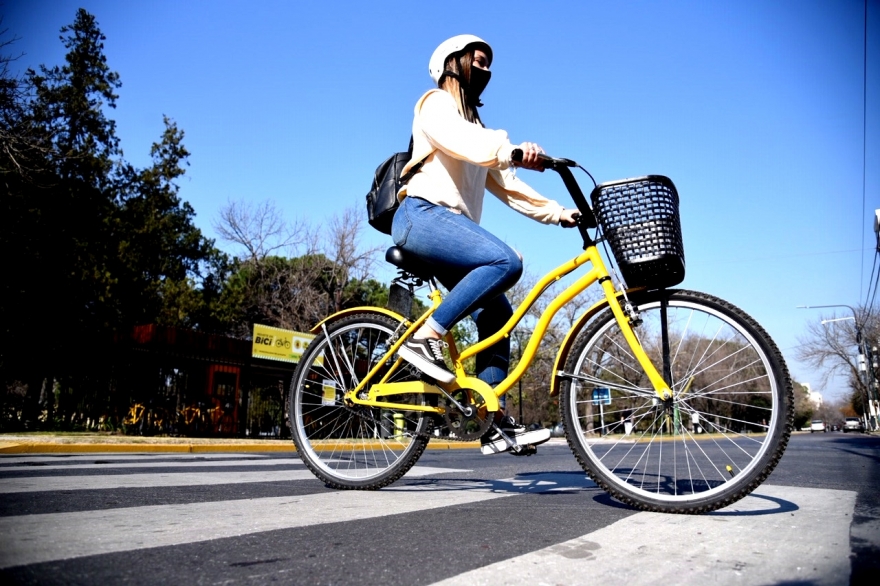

{"left": 289, "top": 313, "right": 433, "bottom": 489}
{"left": 560, "top": 289, "right": 793, "bottom": 513}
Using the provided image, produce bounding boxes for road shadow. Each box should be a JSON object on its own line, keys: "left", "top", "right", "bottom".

{"left": 591, "top": 492, "right": 638, "bottom": 510}
{"left": 708, "top": 492, "right": 799, "bottom": 516}
{"left": 399, "top": 471, "right": 799, "bottom": 516}
{"left": 589, "top": 489, "right": 799, "bottom": 515}
{"left": 398, "top": 470, "right": 598, "bottom": 496}
{"left": 826, "top": 435, "right": 880, "bottom": 464}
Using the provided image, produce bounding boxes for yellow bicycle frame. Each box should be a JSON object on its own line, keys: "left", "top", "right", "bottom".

{"left": 317, "top": 241, "right": 672, "bottom": 416}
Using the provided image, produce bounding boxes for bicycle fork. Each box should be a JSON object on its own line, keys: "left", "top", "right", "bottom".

{"left": 551, "top": 248, "right": 673, "bottom": 402}
{"left": 599, "top": 277, "right": 672, "bottom": 401}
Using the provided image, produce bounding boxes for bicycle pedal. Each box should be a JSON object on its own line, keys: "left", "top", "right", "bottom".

{"left": 509, "top": 445, "right": 537, "bottom": 457}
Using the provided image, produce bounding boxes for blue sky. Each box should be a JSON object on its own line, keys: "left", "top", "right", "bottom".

{"left": 5, "top": 0, "right": 878, "bottom": 402}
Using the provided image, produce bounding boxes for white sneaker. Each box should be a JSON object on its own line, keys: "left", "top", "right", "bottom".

{"left": 480, "top": 416, "right": 551, "bottom": 455}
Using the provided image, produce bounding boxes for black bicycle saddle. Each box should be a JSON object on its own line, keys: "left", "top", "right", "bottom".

{"left": 385, "top": 247, "right": 435, "bottom": 281}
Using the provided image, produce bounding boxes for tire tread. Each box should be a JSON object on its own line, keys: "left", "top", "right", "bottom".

{"left": 560, "top": 289, "right": 793, "bottom": 513}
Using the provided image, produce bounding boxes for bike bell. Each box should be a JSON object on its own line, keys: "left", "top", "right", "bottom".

{"left": 428, "top": 34, "right": 493, "bottom": 85}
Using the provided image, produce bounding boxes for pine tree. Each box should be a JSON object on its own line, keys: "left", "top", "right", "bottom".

{"left": 1, "top": 10, "right": 224, "bottom": 428}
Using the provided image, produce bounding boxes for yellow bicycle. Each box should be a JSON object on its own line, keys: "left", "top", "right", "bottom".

{"left": 288, "top": 155, "right": 793, "bottom": 513}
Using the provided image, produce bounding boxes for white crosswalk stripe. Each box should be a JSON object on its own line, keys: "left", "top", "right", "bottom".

{"left": 0, "top": 457, "right": 305, "bottom": 472}
{"left": 0, "top": 465, "right": 468, "bottom": 493}
{"left": 0, "top": 453, "right": 270, "bottom": 464}
{"left": 0, "top": 453, "right": 859, "bottom": 585}
{"left": 0, "top": 477, "right": 518, "bottom": 569}
{"left": 0, "top": 469, "right": 320, "bottom": 493}
{"left": 428, "top": 484, "right": 855, "bottom": 586}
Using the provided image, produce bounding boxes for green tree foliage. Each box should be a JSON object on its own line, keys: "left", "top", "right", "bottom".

{"left": 3, "top": 9, "right": 125, "bottom": 386}
{"left": 113, "top": 117, "right": 220, "bottom": 329}
{"left": 792, "top": 383, "right": 814, "bottom": 430}
{"left": 0, "top": 10, "right": 222, "bottom": 427}
{"left": 213, "top": 201, "right": 385, "bottom": 336}
{"left": 217, "top": 249, "right": 389, "bottom": 336}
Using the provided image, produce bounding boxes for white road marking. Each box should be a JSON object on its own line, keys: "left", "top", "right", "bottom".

{"left": 0, "top": 454, "right": 270, "bottom": 464}
{"left": 428, "top": 484, "right": 856, "bottom": 586}
{"left": 0, "top": 458, "right": 305, "bottom": 472}
{"left": 0, "top": 470, "right": 497, "bottom": 569}
{"left": 0, "top": 460, "right": 859, "bottom": 586}
{"left": 0, "top": 465, "right": 466, "bottom": 494}
{"left": 0, "top": 470, "right": 318, "bottom": 493}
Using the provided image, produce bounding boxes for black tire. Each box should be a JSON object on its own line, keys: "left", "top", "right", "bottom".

{"left": 289, "top": 313, "right": 433, "bottom": 489}
{"left": 559, "top": 289, "right": 793, "bottom": 513}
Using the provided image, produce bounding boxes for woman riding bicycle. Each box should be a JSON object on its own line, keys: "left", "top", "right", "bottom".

{"left": 393, "top": 34, "right": 579, "bottom": 455}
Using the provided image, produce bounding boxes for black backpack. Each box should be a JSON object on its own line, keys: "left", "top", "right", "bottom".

{"left": 365, "top": 138, "right": 425, "bottom": 235}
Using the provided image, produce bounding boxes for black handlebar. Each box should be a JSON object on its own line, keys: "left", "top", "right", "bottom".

{"left": 510, "top": 149, "right": 577, "bottom": 170}
{"left": 510, "top": 149, "right": 598, "bottom": 246}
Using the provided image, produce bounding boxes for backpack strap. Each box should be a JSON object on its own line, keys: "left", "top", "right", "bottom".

{"left": 401, "top": 135, "right": 426, "bottom": 184}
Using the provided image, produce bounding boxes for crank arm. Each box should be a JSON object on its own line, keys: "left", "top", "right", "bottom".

{"left": 490, "top": 422, "right": 522, "bottom": 453}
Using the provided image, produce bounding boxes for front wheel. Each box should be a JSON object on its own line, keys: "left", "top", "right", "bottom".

{"left": 560, "top": 289, "right": 793, "bottom": 513}
{"left": 289, "top": 312, "right": 433, "bottom": 489}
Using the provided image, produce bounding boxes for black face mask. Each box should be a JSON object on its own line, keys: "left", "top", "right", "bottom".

{"left": 442, "top": 67, "right": 491, "bottom": 106}
{"left": 467, "top": 67, "right": 491, "bottom": 103}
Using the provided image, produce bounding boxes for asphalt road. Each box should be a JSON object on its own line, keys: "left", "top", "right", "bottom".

{"left": 0, "top": 432, "right": 877, "bottom": 586}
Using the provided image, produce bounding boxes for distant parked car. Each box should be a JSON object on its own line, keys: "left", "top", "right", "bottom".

{"left": 843, "top": 417, "right": 863, "bottom": 433}
{"left": 810, "top": 419, "right": 826, "bottom": 433}
{"left": 830, "top": 424, "right": 840, "bottom": 432}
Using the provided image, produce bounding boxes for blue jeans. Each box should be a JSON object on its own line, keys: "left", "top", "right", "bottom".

{"left": 391, "top": 196, "right": 523, "bottom": 389}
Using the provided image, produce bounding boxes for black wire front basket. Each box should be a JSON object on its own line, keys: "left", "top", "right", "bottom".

{"left": 590, "top": 175, "right": 685, "bottom": 290}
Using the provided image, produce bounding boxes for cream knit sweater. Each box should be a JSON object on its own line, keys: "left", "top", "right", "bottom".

{"left": 399, "top": 89, "right": 564, "bottom": 225}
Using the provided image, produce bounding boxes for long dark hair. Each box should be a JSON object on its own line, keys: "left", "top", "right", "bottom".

{"left": 439, "top": 50, "right": 483, "bottom": 126}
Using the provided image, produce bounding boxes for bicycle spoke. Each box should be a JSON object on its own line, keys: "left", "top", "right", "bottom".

{"left": 562, "top": 290, "right": 791, "bottom": 512}
{"left": 290, "top": 314, "right": 432, "bottom": 488}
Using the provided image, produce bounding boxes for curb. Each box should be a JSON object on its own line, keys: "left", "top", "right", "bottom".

{"left": 0, "top": 439, "right": 482, "bottom": 454}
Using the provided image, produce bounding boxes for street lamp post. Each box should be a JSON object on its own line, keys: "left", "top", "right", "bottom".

{"left": 799, "top": 304, "right": 878, "bottom": 430}
{"left": 865, "top": 342, "right": 880, "bottom": 420}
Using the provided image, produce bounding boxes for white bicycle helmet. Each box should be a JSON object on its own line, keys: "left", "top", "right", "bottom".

{"left": 428, "top": 34, "right": 493, "bottom": 85}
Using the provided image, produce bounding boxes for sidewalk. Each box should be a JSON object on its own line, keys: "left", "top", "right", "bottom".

{"left": 0, "top": 432, "right": 485, "bottom": 454}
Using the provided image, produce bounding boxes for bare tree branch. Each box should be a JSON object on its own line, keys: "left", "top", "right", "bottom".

{"left": 213, "top": 201, "right": 383, "bottom": 335}
{"left": 213, "top": 199, "right": 309, "bottom": 261}
{"left": 321, "top": 205, "right": 382, "bottom": 313}
{"left": 796, "top": 304, "right": 880, "bottom": 409}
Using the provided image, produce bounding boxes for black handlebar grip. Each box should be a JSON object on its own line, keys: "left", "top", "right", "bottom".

{"left": 511, "top": 148, "right": 556, "bottom": 168}
{"left": 510, "top": 148, "right": 577, "bottom": 169}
